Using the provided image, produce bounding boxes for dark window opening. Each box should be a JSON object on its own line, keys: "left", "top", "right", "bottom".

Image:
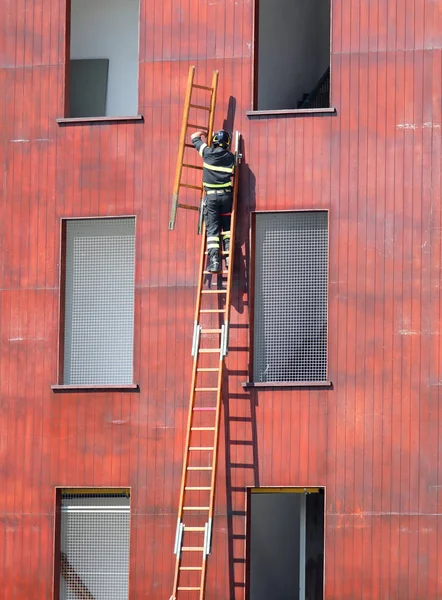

{"left": 252, "top": 211, "right": 329, "bottom": 384}
{"left": 254, "top": 0, "right": 331, "bottom": 111}
{"left": 248, "top": 488, "right": 325, "bottom": 600}
{"left": 66, "top": 0, "right": 140, "bottom": 118}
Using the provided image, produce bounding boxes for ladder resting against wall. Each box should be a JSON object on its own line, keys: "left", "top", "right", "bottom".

{"left": 169, "top": 66, "right": 218, "bottom": 232}
{"left": 169, "top": 67, "right": 242, "bottom": 600}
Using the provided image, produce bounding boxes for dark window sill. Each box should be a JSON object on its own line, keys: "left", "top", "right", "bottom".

{"left": 51, "top": 384, "right": 139, "bottom": 393}
{"left": 246, "top": 108, "right": 336, "bottom": 118}
{"left": 56, "top": 115, "right": 144, "bottom": 125}
{"left": 242, "top": 381, "right": 332, "bottom": 389}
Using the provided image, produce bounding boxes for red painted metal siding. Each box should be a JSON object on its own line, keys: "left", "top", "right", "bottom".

{"left": 0, "top": 0, "right": 441, "bottom": 598}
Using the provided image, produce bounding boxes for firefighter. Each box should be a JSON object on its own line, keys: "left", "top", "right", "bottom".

{"left": 190, "top": 129, "right": 235, "bottom": 273}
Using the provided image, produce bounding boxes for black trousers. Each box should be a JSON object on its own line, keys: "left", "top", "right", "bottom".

{"left": 203, "top": 190, "right": 233, "bottom": 260}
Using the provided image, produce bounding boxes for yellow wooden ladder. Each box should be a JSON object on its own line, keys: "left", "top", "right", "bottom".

{"left": 169, "top": 66, "right": 219, "bottom": 231}
{"left": 170, "top": 129, "right": 242, "bottom": 599}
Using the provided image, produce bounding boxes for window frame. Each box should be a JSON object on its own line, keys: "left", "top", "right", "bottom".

{"left": 249, "top": 0, "right": 336, "bottom": 117}
{"left": 247, "top": 210, "right": 332, "bottom": 389}
{"left": 61, "top": 0, "right": 143, "bottom": 123}
{"left": 52, "top": 216, "right": 139, "bottom": 393}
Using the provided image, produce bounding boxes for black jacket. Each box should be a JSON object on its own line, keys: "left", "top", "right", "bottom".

{"left": 191, "top": 136, "right": 234, "bottom": 190}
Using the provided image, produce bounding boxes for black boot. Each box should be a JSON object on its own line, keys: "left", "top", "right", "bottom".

{"left": 207, "top": 251, "right": 221, "bottom": 273}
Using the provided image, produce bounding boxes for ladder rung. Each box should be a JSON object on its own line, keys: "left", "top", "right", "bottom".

{"left": 183, "top": 163, "right": 203, "bottom": 170}
{"left": 198, "top": 349, "right": 221, "bottom": 353}
{"left": 187, "top": 467, "right": 213, "bottom": 470}
{"left": 184, "top": 527, "right": 206, "bottom": 532}
{"left": 197, "top": 368, "right": 219, "bottom": 372}
{"left": 203, "top": 270, "right": 228, "bottom": 275}
{"left": 191, "top": 427, "right": 216, "bottom": 431}
{"left": 195, "top": 387, "right": 218, "bottom": 392}
{"left": 193, "top": 407, "right": 216, "bottom": 411}
{"left": 180, "top": 566, "right": 203, "bottom": 571}
{"left": 181, "top": 547, "right": 204, "bottom": 552}
{"left": 185, "top": 487, "right": 211, "bottom": 491}
{"left": 201, "top": 289, "right": 226, "bottom": 294}
{"left": 205, "top": 251, "right": 228, "bottom": 255}
{"left": 180, "top": 183, "right": 204, "bottom": 190}
{"left": 192, "top": 84, "right": 213, "bottom": 91}
{"left": 178, "top": 587, "right": 201, "bottom": 591}
{"left": 182, "top": 507, "right": 210, "bottom": 511}
{"left": 189, "top": 103, "right": 211, "bottom": 111}
{"left": 189, "top": 447, "right": 214, "bottom": 451}
{"left": 200, "top": 309, "right": 225, "bottom": 313}
{"left": 187, "top": 123, "right": 208, "bottom": 130}
{"left": 178, "top": 203, "right": 199, "bottom": 211}
{"left": 201, "top": 329, "right": 222, "bottom": 333}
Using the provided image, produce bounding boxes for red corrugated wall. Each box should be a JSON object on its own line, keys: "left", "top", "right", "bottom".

{"left": 0, "top": 0, "right": 441, "bottom": 597}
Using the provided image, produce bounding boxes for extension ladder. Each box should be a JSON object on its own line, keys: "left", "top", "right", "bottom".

{"left": 169, "top": 66, "right": 219, "bottom": 231}
{"left": 170, "top": 129, "right": 242, "bottom": 598}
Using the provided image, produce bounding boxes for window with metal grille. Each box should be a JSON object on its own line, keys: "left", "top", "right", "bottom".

{"left": 57, "top": 489, "right": 130, "bottom": 600}
{"left": 61, "top": 217, "right": 136, "bottom": 385}
{"left": 253, "top": 211, "right": 328, "bottom": 383}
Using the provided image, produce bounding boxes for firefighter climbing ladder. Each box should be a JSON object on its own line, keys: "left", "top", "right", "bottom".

{"left": 169, "top": 66, "right": 219, "bottom": 231}
{"left": 169, "top": 68, "right": 242, "bottom": 600}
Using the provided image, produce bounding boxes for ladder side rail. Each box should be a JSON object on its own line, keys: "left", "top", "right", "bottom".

{"left": 207, "top": 70, "right": 219, "bottom": 144}
{"left": 199, "top": 135, "right": 241, "bottom": 599}
{"left": 171, "top": 232, "right": 207, "bottom": 596}
{"left": 191, "top": 71, "right": 219, "bottom": 317}
{"left": 206, "top": 134, "right": 241, "bottom": 523}
{"left": 171, "top": 352, "right": 200, "bottom": 596}
{"left": 199, "top": 358, "right": 224, "bottom": 600}
{"left": 224, "top": 132, "right": 241, "bottom": 327}
{"left": 175, "top": 356, "right": 201, "bottom": 524}
{"left": 170, "top": 66, "right": 196, "bottom": 229}
{"left": 197, "top": 70, "right": 219, "bottom": 235}
{"left": 172, "top": 228, "right": 207, "bottom": 595}
{"left": 193, "top": 221, "right": 209, "bottom": 322}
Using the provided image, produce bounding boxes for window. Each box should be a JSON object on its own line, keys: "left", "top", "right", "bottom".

{"left": 247, "top": 488, "right": 325, "bottom": 600}
{"left": 60, "top": 217, "right": 136, "bottom": 386}
{"left": 67, "top": 0, "right": 140, "bottom": 118}
{"left": 254, "top": 0, "right": 331, "bottom": 110}
{"left": 55, "top": 489, "right": 130, "bottom": 600}
{"left": 252, "top": 211, "right": 328, "bottom": 384}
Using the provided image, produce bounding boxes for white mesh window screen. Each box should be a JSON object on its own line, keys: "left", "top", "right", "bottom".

{"left": 59, "top": 491, "right": 130, "bottom": 600}
{"left": 253, "top": 211, "right": 328, "bottom": 383}
{"left": 63, "top": 218, "right": 135, "bottom": 385}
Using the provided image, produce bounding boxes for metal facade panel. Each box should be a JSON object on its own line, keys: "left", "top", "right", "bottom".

{"left": 253, "top": 211, "right": 328, "bottom": 383}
